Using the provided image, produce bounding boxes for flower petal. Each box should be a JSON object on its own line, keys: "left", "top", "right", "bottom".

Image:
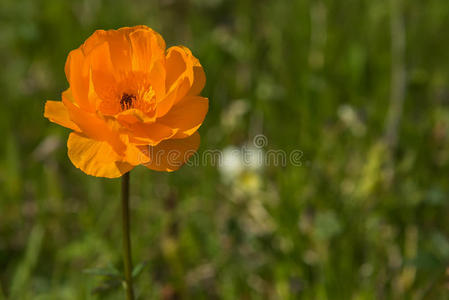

{"left": 118, "top": 134, "right": 151, "bottom": 166}
{"left": 129, "top": 28, "right": 166, "bottom": 73}
{"left": 81, "top": 29, "right": 132, "bottom": 73}
{"left": 116, "top": 108, "right": 154, "bottom": 125}
{"left": 142, "top": 131, "right": 200, "bottom": 172}
{"left": 124, "top": 122, "right": 177, "bottom": 146}
{"left": 44, "top": 100, "right": 80, "bottom": 131}
{"left": 62, "top": 90, "right": 126, "bottom": 155}
{"left": 155, "top": 46, "right": 203, "bottom": 118}
{"left": 188, "top": 58, "right": 206, "bottom": 96}
{"left": 165, "top": 46, "right": 193, "bottom": 89}
{"left": 177, "top": 46, "right": 205, "bottom": 96}
{"left": 87, "top": 42, "right": 122, "bottom": 114}
{"left": 67, "top": 132, "right": 134, "bottom": 178}
{"left": 64, "top": 49, "right": 93, "bottom": 111}
{"left": 158, "top": 96, "right": 208, "bottom": 139}
{"left": 155, "top": 76, "right": 190, "bottom": 118}
{"left": 147, "top": 59, "right": 166, "bottom": 100}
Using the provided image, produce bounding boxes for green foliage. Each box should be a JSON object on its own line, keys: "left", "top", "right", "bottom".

{"left": 1, "top": 0, "right": 449, "bottom": 298}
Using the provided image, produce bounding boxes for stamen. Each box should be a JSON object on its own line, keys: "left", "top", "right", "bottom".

{"left": 120, "top": 93, "right": 135, "bottom": 110}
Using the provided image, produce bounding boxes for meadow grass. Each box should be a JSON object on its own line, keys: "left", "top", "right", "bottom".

{"left": 1, "top": 0, "right": 449, "bottom": 298}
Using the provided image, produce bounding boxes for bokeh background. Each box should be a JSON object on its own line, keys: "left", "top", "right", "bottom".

{"left": 1, "top": 0, "right": 449, "bottom": 299}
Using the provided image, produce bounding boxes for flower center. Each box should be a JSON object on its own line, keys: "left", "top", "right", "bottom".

{"left": 120, "top": 93, "right": 135, "bottom": 111}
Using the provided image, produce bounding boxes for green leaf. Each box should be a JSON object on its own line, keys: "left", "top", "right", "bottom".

{"left": 132, "top": 261, "right": 148, "bottom": 279}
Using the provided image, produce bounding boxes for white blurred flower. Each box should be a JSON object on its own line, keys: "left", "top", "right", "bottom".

{"left": 338, "top": 104, "right": 366, "bottom": 136}
{"left": 219, "top": 143, "right": 265, "bottom": 197}
{"left": 242, "top": 146, "right": 264, "bottom": 171}
{"left": 219, "top": 146, "right": 244, "bottom": 181}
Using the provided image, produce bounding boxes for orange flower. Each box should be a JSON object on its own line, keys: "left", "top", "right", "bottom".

{"left": 44, "top": 26, "right": 208, "bottom": 178}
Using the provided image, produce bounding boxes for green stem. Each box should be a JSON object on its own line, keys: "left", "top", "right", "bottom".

{"left": 121, "top": 172, "right": 135, "bottom": 300}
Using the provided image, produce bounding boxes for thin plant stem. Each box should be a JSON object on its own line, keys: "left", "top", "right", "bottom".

{"left": 121, "top": 172, "right": 135, "bottom": 300}
{"left": 385, "top": 0, "right": 406, "bottom": 150}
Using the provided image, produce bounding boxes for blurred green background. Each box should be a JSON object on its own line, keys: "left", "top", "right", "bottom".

{"left": 1, "top": 0, "right": 449, "bottom": 299}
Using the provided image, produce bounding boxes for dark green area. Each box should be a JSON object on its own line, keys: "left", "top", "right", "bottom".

{"left": 1, "top": 0, "right": 449, "bottom": 299}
